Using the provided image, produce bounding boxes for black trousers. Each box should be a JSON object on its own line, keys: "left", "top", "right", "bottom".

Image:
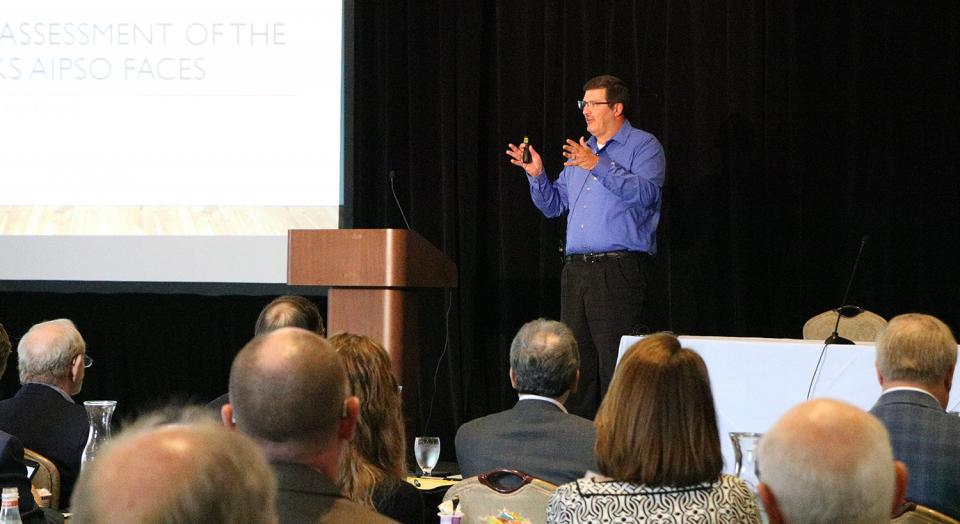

{"left": 561, "top": 253, "right": 650, "bottom": 420}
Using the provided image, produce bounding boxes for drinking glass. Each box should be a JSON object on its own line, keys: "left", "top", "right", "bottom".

{"left": 414, "top": 436, "right": 440, "bottom": 476}
{"left": 730, "top": 432, "right": 763, "bottom": 492}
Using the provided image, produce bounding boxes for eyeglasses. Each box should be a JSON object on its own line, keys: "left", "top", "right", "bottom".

{"left": 577, "top": 100, "right": 616, "bottom": 110}
{"left": 78, "top": 353, "right": 93, "bottom": 368}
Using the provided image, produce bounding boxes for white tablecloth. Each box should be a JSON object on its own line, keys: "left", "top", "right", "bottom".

{"left": 617, "top": 335, "right": 960, "bottom": 473}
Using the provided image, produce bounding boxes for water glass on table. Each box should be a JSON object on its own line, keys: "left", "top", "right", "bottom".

{"left": 730, "top": 431, "right": 763, "bottom": 492}
{"left": 414, "top": 436, "right": 440, "bottom": 477}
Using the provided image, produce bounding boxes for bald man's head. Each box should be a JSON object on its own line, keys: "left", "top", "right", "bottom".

{"left": 757, "top": 399, "right": 904, "bottom": 524}
{"left": 18, "top": 319, "right": 86, "bottom": 394}
{"left": 254, "top": 295, "right": 325, "bottom": 337}
{"left": 228, "top": 327, "right": 348, "bottom": 455}
{"left": 71, "top": 413, "right": 276, "bottom": 524}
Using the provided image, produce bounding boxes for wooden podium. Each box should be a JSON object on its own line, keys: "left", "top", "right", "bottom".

{"left": 287, "top": 229, "right": 457, "bottom": 388}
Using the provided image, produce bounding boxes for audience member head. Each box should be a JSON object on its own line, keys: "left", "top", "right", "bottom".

{"left": 17, "top": 319, "right": 87, "bottom": 395}
{"left": 875, "top": 313, "right": 957, "bottom": 407}
{"left": 254, "top": 295, "right": 325, "bottom": 337}
{"left": 757, "top": 399, "right": 907, "bottom": 524}
{"left": 329, "top": 332, "right": 406, "bottom": 507}
{"left": 71, "top": 407, "right": 277, "bottom": 524}
{"left": 595, "top": 332, "right": 721, "bottom": 486}
{"left": 224, "top": 327, "right": 358, "bottom": 480}
{"left": 509, "top": 318, "right": 580, "bottom": 400}
{"left": 0, "top": 322, "right": 10, "bottom": 378}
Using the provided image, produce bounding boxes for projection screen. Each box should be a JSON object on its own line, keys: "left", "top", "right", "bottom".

{"left": 0, "top": 0, "right": 342, "bottom": 284}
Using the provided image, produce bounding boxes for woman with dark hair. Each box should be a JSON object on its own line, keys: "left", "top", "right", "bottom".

{"left": 547, "top": 333, "right": 761, "bottom": 523}
{"left": 329, "top": 332, "right": 425, "bottom": 524}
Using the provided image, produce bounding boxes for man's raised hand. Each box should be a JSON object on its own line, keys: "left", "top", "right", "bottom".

{"left": 562, "top": 137, "right": 599, "bottom": 170}
{"left": 506, "top": 141, "right": 544, "bottom": 177}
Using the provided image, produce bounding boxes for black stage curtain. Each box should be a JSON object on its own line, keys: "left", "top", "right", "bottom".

{"left": 347, "top": 0, "right": 960, "bottom": 437}
{"left": 1, "top": 1, "right": 958, "bottom": 462}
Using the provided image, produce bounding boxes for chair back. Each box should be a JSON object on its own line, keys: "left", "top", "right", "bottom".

{"left": 802, "top": 309, "right": 887, "bottom": 342}
{"left": 442, "top": 469, "right": 557, "bottom": 524}
{"left": 892, "top": 503, "right": 960, "bottom": 524}
{"left": 24, "top": 448, "right": 60, "bottom": 510}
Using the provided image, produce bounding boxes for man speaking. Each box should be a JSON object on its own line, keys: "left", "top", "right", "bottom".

{"left": 506, "top": 74, "right": 666, "bottom": 418}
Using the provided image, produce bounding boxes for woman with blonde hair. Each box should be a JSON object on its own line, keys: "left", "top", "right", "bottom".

{"left": 329, "top": 332, "right": 424, "bottom": 524}
{"left": 547, "top": 332, "right": 761, "bottom": 523}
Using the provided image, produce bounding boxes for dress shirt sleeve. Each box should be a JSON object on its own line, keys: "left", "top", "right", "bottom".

{"left": 590, "top": 134, "right": 665, "bottom": 207}
{"left": 527, "top": 169, "right": 569, "bottom": 218}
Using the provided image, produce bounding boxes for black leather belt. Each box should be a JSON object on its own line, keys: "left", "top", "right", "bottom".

{"left": 564, "top": 251, "right": 650, "bottom": 263}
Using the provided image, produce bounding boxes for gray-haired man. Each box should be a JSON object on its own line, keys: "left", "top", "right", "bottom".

{"left": 455, "top": 318, "right": 595, "bottom": 484}
{"left": 870, "top": 313, "right": 960, "bottom": 519}
{"left": 0, "top": 319, "right": 90, "bottom": 507}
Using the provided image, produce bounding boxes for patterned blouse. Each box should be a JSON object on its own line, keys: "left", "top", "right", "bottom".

{"left": 546, "top": 473, "right": 761, "bottom": 524}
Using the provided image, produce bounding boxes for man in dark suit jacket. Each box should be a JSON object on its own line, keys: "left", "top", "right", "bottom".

{"left": 869, "top": 313, "right": 960, "bottom": 519}
{"left": 222, "top": 328, "right": 394, "bottom": 523}
{"left": 456, "top": 319, "right": 596, "bottom": 485}
{"left": 0, "top": 322, "right": 63, "bottom": 523}
{"left": 270, "top": 460, "right": 393, "bottom": 523}
{"left": 0, "top": 319, "right": 90, "bottom": 508}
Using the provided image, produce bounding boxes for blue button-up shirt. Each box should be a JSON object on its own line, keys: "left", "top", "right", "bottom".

{"left": 527, "top": 120, "right": 666, "bottom": 255}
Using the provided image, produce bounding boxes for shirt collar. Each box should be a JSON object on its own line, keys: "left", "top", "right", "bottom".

{"left": 610, "top": 118, "right": 634, "bottom": 144}
{"left": 25, "top": 382, "right": 75, "bottom": 403}
{"left": 882, "top": 386, "right": 940, "bottom": 404}
{"left": 517, "top": 394, "right": 567, "bottom": 413}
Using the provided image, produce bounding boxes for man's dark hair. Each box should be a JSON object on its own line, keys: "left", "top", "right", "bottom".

{"left": 254, "top": 295, "right": 325, "bottom": 337}
{"left": 583, "top": 74, "right": 630, "bottom": 115}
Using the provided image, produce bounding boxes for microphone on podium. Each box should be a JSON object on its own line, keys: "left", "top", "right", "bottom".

{"left": 824, "top": 235, "right": 869, "bottom": 345}
{"left": 807, "top": 235, "right": 871, "bottom": 399}
{"left": 388, "top": 169, "right": 413, "bottom": 231}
